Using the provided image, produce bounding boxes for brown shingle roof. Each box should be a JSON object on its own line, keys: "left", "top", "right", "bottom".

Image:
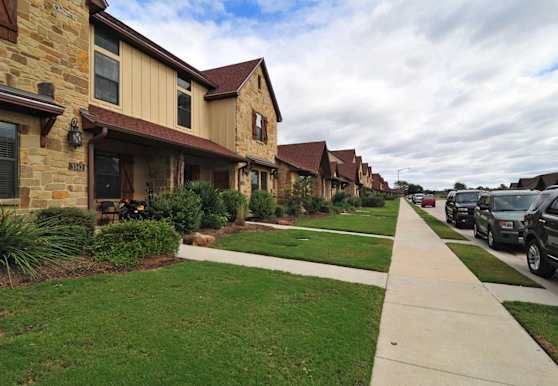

{"left": 337, "top": 162, "right": 357, "bottom": 182}
{"left": 203, "top": 58, "right": 283, "bottom": 122}
{"left": 331, "top": 149, "right": 356, "bottom": 163}
{"left": 83, "top": 105, "right": 244, "bottom": 161}
{"left": 277, "top": 141, "right": 327, "bottom": 175}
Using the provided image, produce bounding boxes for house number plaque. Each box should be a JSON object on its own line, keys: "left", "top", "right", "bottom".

{"left": 69, "top": 162, "right": 86, "bottom": 172}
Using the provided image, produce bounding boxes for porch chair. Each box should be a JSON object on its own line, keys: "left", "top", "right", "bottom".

{"left": 99, "top": 201, "right": 119, "bottom": 225}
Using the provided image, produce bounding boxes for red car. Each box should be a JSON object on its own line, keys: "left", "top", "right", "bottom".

{"left": 421, "top": 194, "right": 436, "bottom": 208}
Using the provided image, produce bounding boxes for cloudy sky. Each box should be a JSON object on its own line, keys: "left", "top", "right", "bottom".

{"left": 109, "top": 0, "right": 558, "bottom": 190}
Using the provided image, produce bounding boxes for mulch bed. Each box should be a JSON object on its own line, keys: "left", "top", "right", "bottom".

{"left": 0, "top": 255, "right": 183, "bottom": 289}
{"left": 198, "top": 223, "right": 277, "bottom": 241}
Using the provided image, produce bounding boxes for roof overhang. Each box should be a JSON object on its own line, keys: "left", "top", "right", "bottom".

{"left": 0, "top": 85, "right": 65, "bottom": 147}
{"left": 247, "top": 155, "right": 278, "bottom": 170}
{"left": 275, "top": 155, "right": 317, "bottom": 176}
{"left": 81, "top": 106, "right": 244, "bottom": 162}
{"left": 87, "top": 0, "right": 109, "bottom": 14}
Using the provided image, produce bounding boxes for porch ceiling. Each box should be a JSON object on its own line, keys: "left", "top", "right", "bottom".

{"left": 82, "top": 106, "right": 244, "bottom": 162}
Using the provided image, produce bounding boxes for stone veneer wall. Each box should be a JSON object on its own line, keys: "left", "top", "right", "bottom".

{"left": 235, "top": 65, "right": 279, "bottom": 197}
{"left": 0, "top": 0, "right": 91, "bottom": 212}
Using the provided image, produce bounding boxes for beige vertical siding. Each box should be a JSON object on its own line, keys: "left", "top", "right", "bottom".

{"left": 207, "top": 98, "right": 237, "bottom": 151}
{"left": 90, "top": 28, "right": 211, "bottom": 139}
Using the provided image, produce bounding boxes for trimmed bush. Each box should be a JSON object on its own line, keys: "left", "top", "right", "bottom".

{"left": 303, "top": 197, "right": 331, "bottom": 214}
{"left": 0, "top": 210, "right": 86, "bottom": 280}
{"left": 249, "top": 191, "right": 275, "bottom": 220}
{"left": 187, "top": 181, "right": 228, "bottom": 229}
{"left": 221, "top": 190, "right": 247, "bottom": 222}
{"left": 332, "top": 191, "right": 351, "bottom": 205}
{"left": 151, "top": 188, "right": 203, "bottom": 234}
{"left": 275, "top": 205, "right": 285, "bottom": 218}
{"left": 92, "top": 220, "right": 180, "bottom": 268}
{"left": 362, "top": 193, "right": 385, "bottom": 208}
{"left": 351, "top": 197, "right": 362, "bottom": 208}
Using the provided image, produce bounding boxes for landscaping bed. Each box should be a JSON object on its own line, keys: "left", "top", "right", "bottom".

{"left": 411, "top": 205, "right": 467, "bottom": 241}
{"left": 447, "top": 243, "right": 541, "bottom": 287}
{"left": 295, "top": 200, "right": 400, "bottom": 236}
{"left": 213, "top": 229, "right": 393, "bottom": 272}
{"left": 504, "top": 301, "right": 558, "bottom": 364}
{"left": 0, "top": 261, "right": 384, "bottom": 385}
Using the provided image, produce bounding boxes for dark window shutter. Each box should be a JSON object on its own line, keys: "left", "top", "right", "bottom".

{"left": 0, "top": 0, "right": 18, "bottom": 43}
{"left": 252, "top": 110, "right": 257, "bottom": 139}
{"left": 0, "top": 123, "right": 17, "bottom": 199}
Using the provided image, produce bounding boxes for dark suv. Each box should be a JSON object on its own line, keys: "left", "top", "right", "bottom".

{"left": 524, "top": 189, "right": 558, "bottom": 278}
{"left": 474, "top": 190, "right": 538, "bottom": 250}
{"left": 445, "top": 190, "right": 482, "bottom": 228}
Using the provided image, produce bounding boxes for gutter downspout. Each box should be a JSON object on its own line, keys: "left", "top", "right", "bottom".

{"left": 88, "top": 127, "right": 108, "bottom": 210}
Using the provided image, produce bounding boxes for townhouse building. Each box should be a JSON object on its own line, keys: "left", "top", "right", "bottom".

{"left": 0, "top": 0, "right": 281, "bottom": 214}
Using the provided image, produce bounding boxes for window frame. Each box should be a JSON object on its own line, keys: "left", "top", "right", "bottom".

{"left": 92, "top": 25, "right": 122, "bottom": 108}
{"left": 177, "top": 75, "right": 193, "bottom": 130}
{"left": 0, "top": 121, "right": 19, "bottom": 199}
{"left": 252, "top": 111, "right": 267, "bottom": 143}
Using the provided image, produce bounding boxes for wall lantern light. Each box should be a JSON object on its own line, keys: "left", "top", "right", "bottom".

{"left": 67, "top": 118, "right": 83, "bottom": 149}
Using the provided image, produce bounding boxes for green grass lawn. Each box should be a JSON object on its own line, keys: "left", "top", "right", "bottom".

{"left": 0, "top": 262, "right": 384, "bottom": 386}
{"left": 447, "top": 243, "right": 541, "bottom": 287}
{"left": 504, "top": 301, "right": 558, "bottom": 364}
{"left": 411, "top": 205, "right": 468, "bottom": 241}
{"left": 295, "top": 199, "right": 400, "bottom": 236}
{"left": 213, "top": 229, "right": 393, "bottom": 272}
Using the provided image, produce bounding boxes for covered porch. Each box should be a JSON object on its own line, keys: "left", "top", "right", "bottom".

{"left": 81, "top": 106, "right": 244, "bottom": 220}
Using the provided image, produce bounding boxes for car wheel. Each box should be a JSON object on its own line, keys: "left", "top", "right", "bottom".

{"left": 527, "top": 239, "right": 557, "bottom": 278}
{"left": 474, "top": 223, "right": 482, "bottom": 239}
{"left": 487, "top": 229, "right": 499, "bottom": 250}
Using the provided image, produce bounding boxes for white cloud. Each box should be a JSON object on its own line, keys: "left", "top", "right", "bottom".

{"left": 109, "top": 0, "right": 558, "bottom": 189}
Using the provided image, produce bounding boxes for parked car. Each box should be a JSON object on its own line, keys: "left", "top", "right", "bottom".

{"left": 445, "top": 190, "right": 481, "bottom": 228}
{"left": 412, "top": 193, "right": 424, "bottom": 204}
{"left": 421, "top": 194, "right": 436, "bottom": 208}
{"left": 474, "top": 190, "right": 538, "bottom": 249}
{"left": 524, "top": 189, "right": 558, "bottom": 278}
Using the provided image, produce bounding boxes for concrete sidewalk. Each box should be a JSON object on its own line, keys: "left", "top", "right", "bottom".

{"left": 178, "top": 245, "right": 387, "bottom": 287}
{"left": 371, "top": 200, "right": 558, "bottom": 386}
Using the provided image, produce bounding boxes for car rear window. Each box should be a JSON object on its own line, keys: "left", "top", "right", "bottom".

{"left": 492, "top": 194, "right": 537, "bottom": 212}
{"left": 455, "top": 192, "right": 480, "bottom": 203}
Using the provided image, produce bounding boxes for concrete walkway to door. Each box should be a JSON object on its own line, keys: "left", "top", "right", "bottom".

{"left": 371, "top": 200, "right": 558, "bottom": 386}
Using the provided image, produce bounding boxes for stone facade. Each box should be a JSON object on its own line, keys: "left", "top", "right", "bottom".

{"left": 235, "top": 65, "right": 279, "bottom": 197}
{"left": 0, "top": 0, "right": 91, "bottom": 212}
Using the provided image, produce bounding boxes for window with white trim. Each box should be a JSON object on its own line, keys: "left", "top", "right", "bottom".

{"left": 94, "top": 25, "right": 121, "bottom": 105}
{"left": 177, "top": 75, "right": 192, "bottom": 129}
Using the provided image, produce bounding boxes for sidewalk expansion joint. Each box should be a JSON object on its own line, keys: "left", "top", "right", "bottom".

{"left": 375, "top": 357, "right": 518, "bottom": 386}
{"left": 384, "top": 301, "right": 508, "bottom": 319}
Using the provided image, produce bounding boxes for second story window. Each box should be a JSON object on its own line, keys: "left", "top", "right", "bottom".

{"left": 252, "top": 111, "right": 268, "bottom": 143}
{"left": 94, "top": 25, "right": 120, "bottom": 105}
{"left": 177, "top": 75, "right": 192, "bottom": 129}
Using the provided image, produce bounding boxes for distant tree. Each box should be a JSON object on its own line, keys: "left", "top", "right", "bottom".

{"left": 498, "top": 184, "right": 508, "bottom": 190}
{"left": 407, "top": 184, "right": 424, "bottom": 194}
{"left": 454, "top": 182, "right": 467, "bottom": 190}
{"left": 395, "top": 180, "right": 409, "bottom": 193}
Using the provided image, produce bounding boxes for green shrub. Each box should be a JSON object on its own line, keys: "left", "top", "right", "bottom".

{"left": 0, "top": 210, "right": 86, "bottom": 281}
{"left": 92, "top": 220, "right": 180, "bottom": 268}
{"left": 249, "top": 191, "right": 275, "bottom": 220}
{"left": 362, "top": 193, "right": 385, "bottom": 208}
{"left": 187, "top": 181, "right": 228, "bottom": 229}
{"left": 303, "top": 197, "right": 330, "bottom": 214}
{"left": 151, "top": 188, "right": 202, "bottom": 234}
{"left": 384, "top": 194, "right": 396, "bottom": 201}
{"left": 275, "top": 205, "right": 285, "bottom": 218}
{"left": 332, "top": 191, "right": 351, "bottom": 205}
{"left": 351, "top": 197, "right": 362, "bottom": 208}
{"left": 221, "top": 190, "right": 247, "bottom": 222}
